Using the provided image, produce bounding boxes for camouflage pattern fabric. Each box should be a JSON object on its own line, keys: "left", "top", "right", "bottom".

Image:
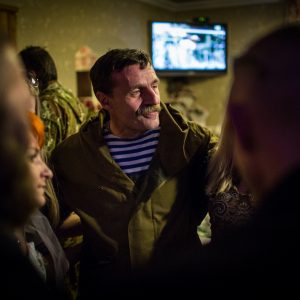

{"left": 40, "top": 81, "right": 88, "bottom": 156}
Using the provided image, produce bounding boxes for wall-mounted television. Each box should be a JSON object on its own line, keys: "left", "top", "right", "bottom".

{"left": 150, "top": 21, "right": 227, "bottom": 77}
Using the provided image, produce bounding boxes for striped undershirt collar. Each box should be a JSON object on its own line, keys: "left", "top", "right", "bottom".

{"left": 103, "top": 126, "right": 161, "bottom": 179}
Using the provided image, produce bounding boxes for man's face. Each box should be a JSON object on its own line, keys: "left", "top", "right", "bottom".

{"left": 106, "top": 63, "right": 161, "bottom": 138}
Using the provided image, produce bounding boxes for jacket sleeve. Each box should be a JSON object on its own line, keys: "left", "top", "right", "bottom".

{"left": 40, "top": 100, "right": 65, "bottom": 158}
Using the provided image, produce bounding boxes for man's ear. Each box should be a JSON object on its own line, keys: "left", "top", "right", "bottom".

{"left": 95, "top": 91, "right": 110, "bottom": 110}
{"left": 228, "top": 103, "right": 255, "bottom": 153}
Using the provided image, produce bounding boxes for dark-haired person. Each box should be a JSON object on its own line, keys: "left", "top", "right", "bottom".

{"left": 19, "top": 46, "right": 89, "bottom": 157}
{"left": 50, "top": 48, "right": 217, "bottom": 297}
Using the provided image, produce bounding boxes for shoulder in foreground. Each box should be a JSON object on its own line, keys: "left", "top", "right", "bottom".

{"left": 165, "top": 102, "right": 206, "bottom": 128}
{"left": 165, "top": 102, "right": 217, "bottom": 139}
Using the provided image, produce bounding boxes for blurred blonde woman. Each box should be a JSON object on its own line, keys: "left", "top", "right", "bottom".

{"left": 206, "top": 115, "right": 254, "bottom": 241}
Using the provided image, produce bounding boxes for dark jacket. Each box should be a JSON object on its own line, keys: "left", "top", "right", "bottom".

{"left": 0, "top": 230, "right": 60, "bottom": 299}
{"left": 140, "top": 167, "right": 300, "bottom": 298}
{"left": 51, "top": 102, "right": 217, "bottom": 293}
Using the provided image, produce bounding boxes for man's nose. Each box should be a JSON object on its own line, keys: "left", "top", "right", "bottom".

{"left": 142, "top": 88, "right": 160, "bottom": 105}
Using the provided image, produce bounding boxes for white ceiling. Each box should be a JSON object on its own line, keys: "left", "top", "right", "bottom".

{"left": 136, "top": 0, "right": 283, "bottom": 11}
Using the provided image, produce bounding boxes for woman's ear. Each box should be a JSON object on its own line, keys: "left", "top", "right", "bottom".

{"left": 95, "top": 91, "right": 109, "bottom": 109}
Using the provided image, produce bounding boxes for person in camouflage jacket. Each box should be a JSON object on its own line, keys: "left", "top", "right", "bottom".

{"left": 19, "top": 46, "right": 89, "bottom": 157}
{"left": 40, "top": 80, "right": 87, "bottom": 155}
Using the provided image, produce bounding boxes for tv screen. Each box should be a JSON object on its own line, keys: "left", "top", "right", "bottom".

{"left": 150, "top": 21, "right": 227, "bottom": 77}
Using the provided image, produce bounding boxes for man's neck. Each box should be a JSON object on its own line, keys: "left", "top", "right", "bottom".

{"left": 108, "top": 121, "right": 146, "bottom": 139}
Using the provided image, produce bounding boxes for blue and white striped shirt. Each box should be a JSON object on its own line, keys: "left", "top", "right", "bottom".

{"left": 104, "top": 127, "right": 161, "bottom": 178}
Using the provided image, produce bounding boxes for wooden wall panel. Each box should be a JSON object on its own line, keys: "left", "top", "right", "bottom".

{"left": 0, "top": 4, "right": 18, "bottom": 45}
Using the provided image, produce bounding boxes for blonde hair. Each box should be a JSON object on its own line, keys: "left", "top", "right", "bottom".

{"left": 27, "top": 111, "right": 60, "bottom": 228}
{"left": 206, "top": 115, "right": 234, "bottom": 195}
{"left": 43, "top": 170, "right": 60, "bottom": 228}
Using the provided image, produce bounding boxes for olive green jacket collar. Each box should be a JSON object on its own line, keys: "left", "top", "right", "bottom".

{"left": 79, "top": 101, "right": 207, "bottom": 193}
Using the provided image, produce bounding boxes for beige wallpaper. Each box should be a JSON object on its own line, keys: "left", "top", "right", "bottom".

{"left": 1, "top": 0, "right": 287, "bottom": 127}
{"left": 0, "top": 0, "right": 172, "bottom": 105}
{"left": 175, "top": 2, "right": 287, "bottom": 127}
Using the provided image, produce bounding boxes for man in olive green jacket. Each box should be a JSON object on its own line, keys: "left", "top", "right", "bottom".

{"left": 50, "top": 49, "right": 217, "bottom": 297}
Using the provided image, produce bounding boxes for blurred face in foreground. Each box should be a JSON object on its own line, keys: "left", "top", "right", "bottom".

{"left": 0, "top": 41, "right": 38, "bottom": 226}
{"left": 228, "top": 64, "right": 267, "bottom": 199}
{"left": 5, "top": 46, "right": 32, "bottom": 123}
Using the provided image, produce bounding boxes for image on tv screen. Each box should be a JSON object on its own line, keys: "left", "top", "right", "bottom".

{"left": 151, "top": 22, "right": 227, "bottom": 73}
